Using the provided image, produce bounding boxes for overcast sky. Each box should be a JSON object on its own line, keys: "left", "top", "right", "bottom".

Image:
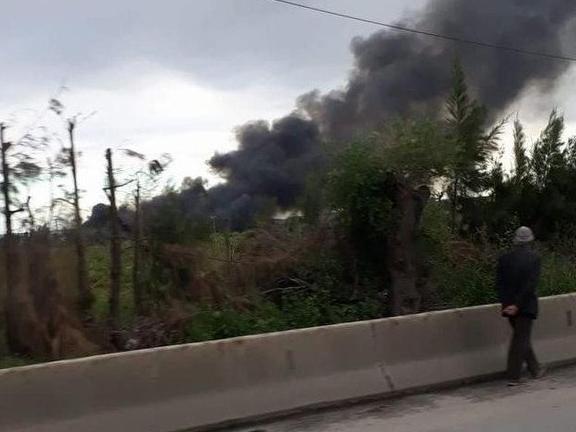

{"left": 1, "top": 0, "right": 575, "bottom": 221}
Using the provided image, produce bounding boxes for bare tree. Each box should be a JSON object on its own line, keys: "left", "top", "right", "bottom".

{"left": 105, "top": 149, "right": 169, "bottom": 315}
{"left": 1, "top": 125, "right": 18, "bottom": 350}
{"left": 132, "top": 179, "right": 144, "bottom": 314}
{"left": 105, "top": 148, "right": 122, "bottom": 330}
{"left": 1, "top": 124, "right": 16, "bottom": 236}
{"left": 67, "top": 119, "right": 91, "bottom": 312}
{"left": 49, "top": 99, "right": 93, "bottom": 314}
{"left": 0, "top": 123, "right": 44, "bottom": 353}
{"left": 132, "top": 153, "right": 170, "bottom": 315}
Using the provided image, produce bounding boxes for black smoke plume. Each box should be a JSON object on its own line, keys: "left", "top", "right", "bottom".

{"left": 122, "top": 0, "right": 576, "bottom": 230}
{"left": 124, "top": 115, "right": 322, "bottom": 231}
{"left": 210, "top": 115, "right": 321, "bottom": 203}
{"left": 301, "top": 0, "right": 576, "bottom": 140}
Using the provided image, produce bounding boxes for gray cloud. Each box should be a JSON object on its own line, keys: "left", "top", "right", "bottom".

{"left": 0, "top": 0, "right": 423, "bottom": 101}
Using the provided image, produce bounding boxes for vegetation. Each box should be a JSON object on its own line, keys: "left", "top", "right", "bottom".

{"left": 2, "top": 62, "right": 576, "bottom": 367}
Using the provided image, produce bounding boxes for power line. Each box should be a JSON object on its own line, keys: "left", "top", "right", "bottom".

{"left": 266, "top": 0, "right": 576, "bottom": 63}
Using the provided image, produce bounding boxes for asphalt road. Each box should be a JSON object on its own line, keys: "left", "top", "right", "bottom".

{"left": 231, "top": 365, "right": 576, "bottom": 432}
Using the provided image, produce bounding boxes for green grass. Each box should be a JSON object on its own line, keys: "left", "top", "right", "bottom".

{"left": 87, "top": 243, "right": 136, "bottom": 327}
{"left": 539, "top": 252, "right": 576, "bottom": 297}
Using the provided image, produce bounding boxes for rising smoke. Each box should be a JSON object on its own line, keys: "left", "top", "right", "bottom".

{"left": 141, "top": 0, "right": 576, "bottom": 229}
{"left": 134, "top": 115, "right": 322, "bottom": 231}
{"left": 301, "top": 0, "right": 576, "bottom": 140}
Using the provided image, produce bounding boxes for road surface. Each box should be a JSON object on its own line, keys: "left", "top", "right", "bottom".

{"left": 231, "top": 365, "right": 576, "bottom": 432}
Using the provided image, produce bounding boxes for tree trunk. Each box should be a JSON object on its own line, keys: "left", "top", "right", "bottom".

{"left": 1, "top": 126, "right": 50, "bottom": 357}
{"left": 132, "top": 180, "right": 144, "bottom": 315}
{"left": 1, "top": 123, "right": 21, "bottom": 353}
{"left": 1, "top": 125, "right": 13, "bottom": 239}
{"left": 450, "top": 177, "right": 459, "bottom": 234}
{"left": 68, "top": 121, "right": 92, "bottom": 313}
{"left": 25, "top": 196, "right": 35, "bottom": 230}
{"left": 387, "top": 179, "right": 431, "bottom": 316}
{"left": 106, "top": 149, "right": 122, "bottom": 330}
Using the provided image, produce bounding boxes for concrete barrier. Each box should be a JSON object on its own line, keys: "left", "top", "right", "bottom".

{"left": 2, "top": 294, "right": 576, "bottom": 432}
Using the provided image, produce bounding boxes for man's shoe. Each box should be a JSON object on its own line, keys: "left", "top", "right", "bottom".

{"left": 532, "top": 366, "right": 547, "bottom": 379}
{"left": 507, "top": 379, "right": 524, "bottom": 387}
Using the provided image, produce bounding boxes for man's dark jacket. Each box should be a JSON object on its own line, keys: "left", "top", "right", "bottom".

{"left": 496, "top": 245, "right": 541, "bottom": 319}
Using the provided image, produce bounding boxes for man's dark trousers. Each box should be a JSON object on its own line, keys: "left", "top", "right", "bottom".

{"left": 507, "top": 315, "right": 540, "bottom": 380}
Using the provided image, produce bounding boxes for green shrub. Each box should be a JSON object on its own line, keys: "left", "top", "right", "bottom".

{"left": 181, "top": 288, "right": 383, "bottom": 344}
{"left": 421, "top": 202, "right": 576, "bottom": 309}
{"left": 539, "top": 252, "right": 576, "bottom": 297}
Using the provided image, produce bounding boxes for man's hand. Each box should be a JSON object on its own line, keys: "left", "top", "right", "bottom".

{"left": 503, "top": 305, "right": 519, "bottom": 316}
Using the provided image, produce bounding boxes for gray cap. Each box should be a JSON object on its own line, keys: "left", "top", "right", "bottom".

{"left": 514, "top": 226, "right": 535, "bottom": 244}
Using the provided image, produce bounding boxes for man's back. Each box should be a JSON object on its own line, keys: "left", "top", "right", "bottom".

{"left": 496, "top": 245, "right": 541, "bottom": 319}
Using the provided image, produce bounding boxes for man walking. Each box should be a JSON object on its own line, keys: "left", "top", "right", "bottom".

{"left": 496, "top": 226, "right": 545, "bottom": 386}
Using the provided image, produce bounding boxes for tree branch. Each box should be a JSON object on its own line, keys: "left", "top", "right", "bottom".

{"left": 103, "top": 178, "right": 136, "bottom": 191}
{"left": 8, "top": 207, "right": 25, "bottom": 216}
{"left": 53, "top": 197, "right": 75, "bottom": 206}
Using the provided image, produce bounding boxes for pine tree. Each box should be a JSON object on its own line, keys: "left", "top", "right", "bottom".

{"left": 445, "top": 60, "right": 503, "bottom": 231}
{"left": 531, "top": 110, "right": 565, "bottom": 190}
{"left": 512, "top": 119, "right": 528, "bottom": 183}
